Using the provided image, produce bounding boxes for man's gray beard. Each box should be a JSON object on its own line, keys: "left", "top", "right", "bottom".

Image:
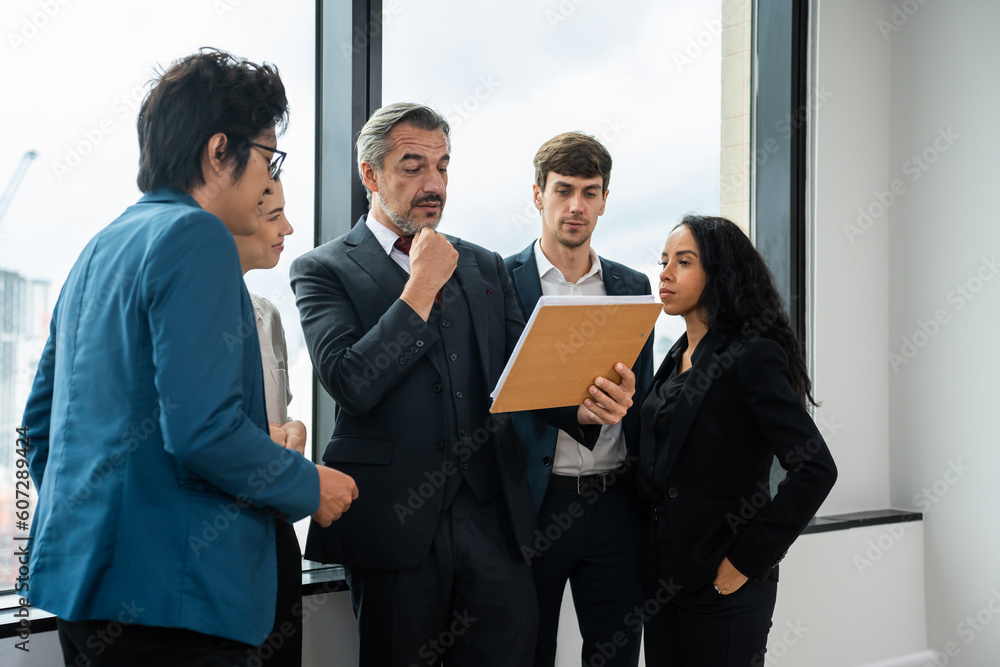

{"left": 379, "top": 192, "right": 441, "bottom": 235}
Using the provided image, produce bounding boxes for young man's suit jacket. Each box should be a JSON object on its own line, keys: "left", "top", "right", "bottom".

{"left": 22, "top": 189, "right": 320, "bottom": 647}
{"left": 504, "top": 243, "right": 655, "bottom": 509}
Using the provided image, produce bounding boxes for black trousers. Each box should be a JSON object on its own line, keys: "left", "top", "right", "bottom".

{"left": 59, "top": 519, "right": 302, "bottom": 667}
{"left": 532, "top": 482, "right": 643, "bottom": 667}
{"left": 255, "top": 518, "right": 303, "bottom": 666}
{"left": 345, "top": 484, "right": 538, "bottom": 667}
{"left": 639, "top": 516, "right": 777, "bottom": 666}
{"left": 57, "top": 619, "right": 256, "bottom": 667}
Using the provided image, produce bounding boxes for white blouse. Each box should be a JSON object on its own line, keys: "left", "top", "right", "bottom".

{"left": 250, "top": 293, "right": 292, "bottom": 424}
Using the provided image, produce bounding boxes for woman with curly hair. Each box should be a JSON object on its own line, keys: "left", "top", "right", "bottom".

{"left": 634, "top": 215, "right": 837, "bottom": 665}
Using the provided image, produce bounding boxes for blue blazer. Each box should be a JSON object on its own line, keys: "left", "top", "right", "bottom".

{"left": 504, "top": 243, "right": 655, "bottom": 509}
{"left": 22, "top": 189, "right": 320, "bottom": 647}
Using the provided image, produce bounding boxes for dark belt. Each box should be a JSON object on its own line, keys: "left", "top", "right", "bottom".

{"left": 549, "top": 468, "right": 626, "bottom": 494}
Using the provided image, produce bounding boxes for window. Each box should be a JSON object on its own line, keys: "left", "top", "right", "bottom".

{"left": 2, "top": 0, "right": 319, "bottom": 592}
{"left": 380, "top": 0, "right": 724, "bottom": 361}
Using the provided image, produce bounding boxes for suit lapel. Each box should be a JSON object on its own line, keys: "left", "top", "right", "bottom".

{"left": 344, "top": 218, "right": 408, "bottom": 306}
{"left": 662, "top": 330, "right": 728, "bottom": 474}
{"left": 510, "top": 244, "right": 543, "bottom": 318}
{"left": 452, "top": 241, "right": 490, "bottom": 378}
{"left": 601, "top": 261, "right": 624, "bottom": 297}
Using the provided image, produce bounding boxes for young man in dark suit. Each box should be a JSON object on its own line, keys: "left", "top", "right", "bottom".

{"left": 292, "top": 104, "right": 638, "bottom": 666}
{"left": 504, "top": 132, "right": 655, "bottom": 667}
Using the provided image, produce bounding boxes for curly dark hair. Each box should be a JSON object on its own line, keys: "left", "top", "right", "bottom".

{"left": 677, "top": 214, "right": 816, "bottom": 406}
{"left": 136, "top": 47, "right": 288, "bottom": 193}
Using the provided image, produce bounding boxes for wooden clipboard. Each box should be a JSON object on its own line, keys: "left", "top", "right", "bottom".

{"left": 490, "top": 295, "right": 660, "bottom": 413}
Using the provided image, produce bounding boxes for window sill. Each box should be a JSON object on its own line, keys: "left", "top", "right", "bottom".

{"left": 0, "top": 560, "right": 347, "bottom": 639}
{"left": 802, "top": 508, "right": 922, "bottom": 535}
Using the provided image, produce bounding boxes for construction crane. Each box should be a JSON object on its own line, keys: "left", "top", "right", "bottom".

{"left": 0, "top": 150, "right": 39, "bottom": 227}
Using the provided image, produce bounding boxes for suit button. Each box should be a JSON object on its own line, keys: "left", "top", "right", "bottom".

{"left": 399, "top": 357, "right": 405, "bottom": 365}
{"left": 409, "top": 346, "right": 417, "bottom": 353}
{"left": 450, "top": 352, "right": 458, "bottom": 361}
{"left": 435, "top": 440, "right": 445, "bottom": 450}
{"left": 542, "top": 456, "right": 552, "bottom": 466}
{"left": 455, "top": 391, "right": 463, "bottom": 399}
{"left": 432, "top": 383, "right": 442, "bottom": 393}
{"left": 668, "top": 487, "right": 679, "bottom": 499}
{"left": 460, "top": 428, "right": 469, "bottom": 437}
{"left": 416, "top": 340, "right": 424, "bottom": 347}
{"left": 442, "top": 320, "right": 451, "bottom": 328}
{"left": 461, "top": 463, "right": 470, "bottom": 471}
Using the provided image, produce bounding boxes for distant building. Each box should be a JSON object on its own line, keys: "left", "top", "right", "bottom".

{"left": 0, "top": 269, "right": 48, "bottom": 591}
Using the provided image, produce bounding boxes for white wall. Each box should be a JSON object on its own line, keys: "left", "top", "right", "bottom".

{"left": 884, "top": 1, "right": 1000, "bottom": 664}
{"left": 811, "top": 0, "right": 893, "bottom": 515}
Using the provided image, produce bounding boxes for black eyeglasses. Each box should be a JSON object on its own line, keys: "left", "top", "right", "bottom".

{"left": 248, "top": 142, "right": 287, "bottom": 179}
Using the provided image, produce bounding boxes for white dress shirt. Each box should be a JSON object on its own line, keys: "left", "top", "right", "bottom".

{"left": 533, "top": 240, "right": 626, "bottom": 477}
{"left": 366, "top": 215, "right": 411, "bottom": 272}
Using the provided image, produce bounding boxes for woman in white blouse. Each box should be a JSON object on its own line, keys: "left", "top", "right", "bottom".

{"left": 235, "top": 173, "right": 306, "bottom": 666}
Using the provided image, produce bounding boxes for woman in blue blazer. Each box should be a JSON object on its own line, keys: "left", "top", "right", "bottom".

{"left": 635, "top": 215, "right": 837, "bottom": 665}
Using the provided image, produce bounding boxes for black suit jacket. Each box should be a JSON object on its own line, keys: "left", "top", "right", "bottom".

{"left": 291, "top": 217, "right": 589, "bottom": 569}
{"left": 504, "top": 242, "right": 655, "bottom": 509}
{"left": 632, "top": 330, "right": 837, "bottom": 586}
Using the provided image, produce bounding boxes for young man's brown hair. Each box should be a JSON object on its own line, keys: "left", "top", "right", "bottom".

{"left": 533, "top": 131, "right": 613, "bottom": 193}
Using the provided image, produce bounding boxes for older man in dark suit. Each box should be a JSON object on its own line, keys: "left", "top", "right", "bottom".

{"left": 291, "top": 103, "right": 637, "bottom": 666}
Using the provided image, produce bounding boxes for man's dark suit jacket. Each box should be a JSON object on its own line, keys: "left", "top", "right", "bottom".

{"left": 291, "top": 217, "right": 590, "bottom": 570}
{"left": 633, "top": 329, "right": 838, "bottom": 586}
{"left": 504, "top": 243, "right": 655, "bottom": 509}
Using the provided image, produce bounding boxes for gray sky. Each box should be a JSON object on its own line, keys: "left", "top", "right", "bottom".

{"left": 1, "top": 0, "right": 723, "bottom": 454}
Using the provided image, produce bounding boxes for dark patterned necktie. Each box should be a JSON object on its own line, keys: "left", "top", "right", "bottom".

{"left": 393, "top": 236, "right": 443, "bottom": 309}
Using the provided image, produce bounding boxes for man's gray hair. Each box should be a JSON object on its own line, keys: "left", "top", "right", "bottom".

{"left": 356, "top": 102, "right": 451, "bottom": 203}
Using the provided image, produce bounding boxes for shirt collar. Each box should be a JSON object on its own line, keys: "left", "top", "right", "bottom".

{"left": 533, "top": 239, "right": 602, "bottom": 284}
{"left": 365, "top": 215, "right": 403, "bottom": 256}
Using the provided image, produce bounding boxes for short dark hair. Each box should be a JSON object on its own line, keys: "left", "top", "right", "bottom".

{"left": 533, "top": 131, "right": 612, "bottom": 194}
{"left": 356, "top": 102, "right": 451, "bottom": 203}
{"left": 136, "top": 48, "right": 289, "bottom": 193}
